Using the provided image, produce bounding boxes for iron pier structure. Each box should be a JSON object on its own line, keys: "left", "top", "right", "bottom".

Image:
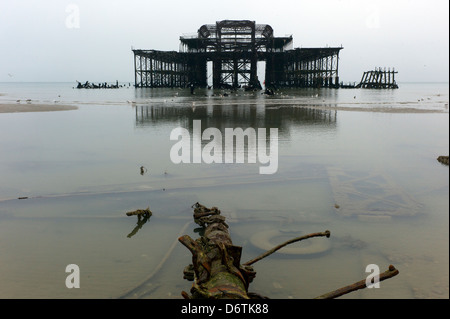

{"left": 356, "top": 67, "right": 398, "bottom": 89}
{"left": 133, "top": 20, "right": 343, "bottom": 89}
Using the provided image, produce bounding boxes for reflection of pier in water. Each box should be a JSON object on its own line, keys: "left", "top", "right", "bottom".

{"left": 134, "top": 100, "right": 337, "bottom": 139}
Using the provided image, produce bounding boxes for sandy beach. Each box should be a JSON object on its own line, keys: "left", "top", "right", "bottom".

{"left": 0, "top": 102, "right": 78, "bottom": 113}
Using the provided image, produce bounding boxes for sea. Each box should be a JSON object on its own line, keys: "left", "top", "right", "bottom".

{"left": 0, "top": 82, "right": 448, "bottom": 299}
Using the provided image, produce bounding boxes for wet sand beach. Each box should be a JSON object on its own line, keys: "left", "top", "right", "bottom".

{"left": 0, "top": 102, "right": 78, "bottom": 113}
{"left": 0, "top": 82, "right": 448, "bottom": 299}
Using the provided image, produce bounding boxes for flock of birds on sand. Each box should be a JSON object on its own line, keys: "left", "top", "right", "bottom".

{"left": 11, "top": 88, "right": 448, "bottom": 110}
{"left": 16, "top": 95, "right": 62, "bottom": 104}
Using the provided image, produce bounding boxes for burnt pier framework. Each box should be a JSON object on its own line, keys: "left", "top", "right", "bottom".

{"left": 133, "top": 20, "right": 342, "bottom": 89}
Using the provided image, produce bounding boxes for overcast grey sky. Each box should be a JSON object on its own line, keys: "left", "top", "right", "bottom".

{"left": 0, "top": 0, "right": 448, "bottom": 83}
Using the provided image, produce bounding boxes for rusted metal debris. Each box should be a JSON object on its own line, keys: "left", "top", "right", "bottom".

{"left": 140, "top": 166, "right": 147, "bottom": 175}
{"left": 356, "top": 67, "right": 398, "bottom": 89}
{"left": 243, "top": 230, "right": 330, "bottom": 266}
{"left": 178, "top": 203, "right": 399, "bottom": 299}
{"left": 437, "top": 155, "right": 449, "bottom": 166}
{"left": 314, "top": 265, "right": 399, "bottom": 299}
{"left": 75, "top": 80, "right": 131, "bottom": 89}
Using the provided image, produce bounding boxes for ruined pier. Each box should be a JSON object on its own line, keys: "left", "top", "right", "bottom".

{"left": 133, "top": 20, "right": 342, "bottom": 89}
{"left": 356, "top": 67, "right": 398, "bottom": 89}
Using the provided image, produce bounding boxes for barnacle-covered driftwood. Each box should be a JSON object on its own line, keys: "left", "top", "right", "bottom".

{"left": 179, "top": 203, "right": 254, "bottom": 299}
{"left": 178, "top": 202, "right": 399, "bottom": 299}
{"left": 179, "top": 203, "right": 329, "bottom": 299}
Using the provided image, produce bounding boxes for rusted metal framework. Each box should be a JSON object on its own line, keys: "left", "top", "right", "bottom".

{"left": 267, "top": 48, "right": 342, "bottom": 88}
{"left": 133, "top": 20, "right": 343, "bottom": 89}
{"left": 133, "top": 50, "right": 197, "bottom": 88}
{"left": 356, "top": 67, "right": 398, "bottom": 89}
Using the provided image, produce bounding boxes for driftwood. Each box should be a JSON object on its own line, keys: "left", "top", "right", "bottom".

{"left": 126, "top": 207, "right": 152, "bottom": 219}
{"left": 126, "top": 207, "right": 152, "bottom": 238}
{"left": 179, "top": 203, "right": 399, "bottom": 299}
{"left": 179, "top": 203, "right": 253, "bottom": 299}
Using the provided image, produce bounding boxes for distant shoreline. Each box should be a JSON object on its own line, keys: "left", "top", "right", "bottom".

{"left": 0, "top": 81, "right": 449, "bottom": 84}
{"left": 0, "top": 102, "right": 78, "bottom": 113}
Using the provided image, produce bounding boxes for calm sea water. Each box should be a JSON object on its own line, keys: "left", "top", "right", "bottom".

{"left": 0, "top": 82, "right": 448, "bottom": 299}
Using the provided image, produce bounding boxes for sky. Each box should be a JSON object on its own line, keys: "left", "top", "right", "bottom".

{"left": 0, "top": 0, "right": 448, "bottom": 83}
